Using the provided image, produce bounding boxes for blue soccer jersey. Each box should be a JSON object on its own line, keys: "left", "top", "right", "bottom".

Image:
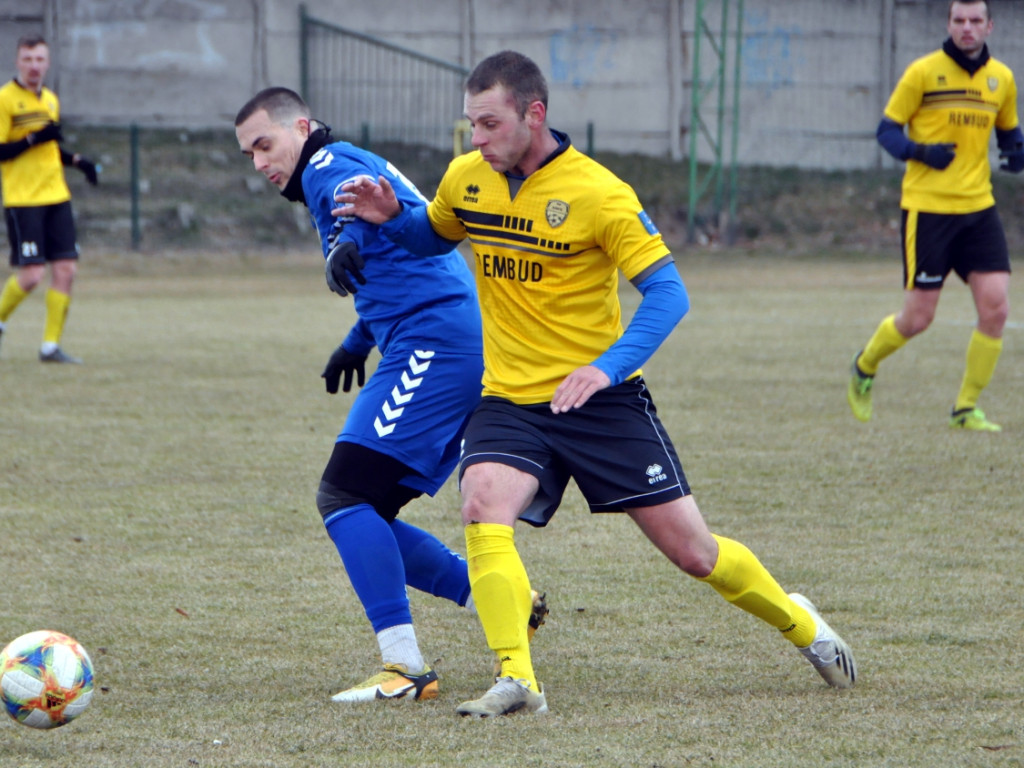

{"left": 302, "top": 141, "right": 480, "bottom": 356}
{"left": 301, "top": 140, "right": 483, "bottom": 491}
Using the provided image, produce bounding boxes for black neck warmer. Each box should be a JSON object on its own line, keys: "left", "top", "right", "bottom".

{"left": 942, "top": 37, "right": 990, "bottom": 77}
{"left": 280, "top": 123, "right": 333, "bottom": 204}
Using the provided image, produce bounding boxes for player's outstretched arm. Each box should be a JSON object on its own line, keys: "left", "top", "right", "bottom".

{"left": 333, "top": 175, "right": 401, "bottom": 224}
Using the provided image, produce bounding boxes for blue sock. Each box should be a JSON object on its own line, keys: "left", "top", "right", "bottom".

{"left": 390, "top": 518, "right": 471, "bottom": 607}
{"left": 323, "top": 504, "right": 411, "bottom": 633}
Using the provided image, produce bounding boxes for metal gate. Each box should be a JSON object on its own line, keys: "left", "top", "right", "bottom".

{"left": 299, "top": 6, "right": 469, "bottom": 151}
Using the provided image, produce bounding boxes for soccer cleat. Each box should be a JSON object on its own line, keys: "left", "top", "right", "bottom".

{"left": 949, "top": 408, "right": 1001, "bottom": 432}
{"left": 331, "top": 663, "right": 439, "bottom": 703}
{"left": 492, "top": 590, "right": 549, "bottom": 676}
{"left": 39, "top": 347, "right": 83, "bottom": 364}
{"left": 846, "top": 353, "right": 873, "bottom": 422}
{"left": 456, "top": 676, "right": 548, "bottom": 717}
{"left": 527, "top": 590, "right": 548, "bottom": 642}
{"left": 790, "top": 592, "right": 856, "bottom": 689}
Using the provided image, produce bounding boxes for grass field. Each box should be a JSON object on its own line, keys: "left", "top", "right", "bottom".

{"left": 0, "top": 248, "right": 1022, "bottom": 767}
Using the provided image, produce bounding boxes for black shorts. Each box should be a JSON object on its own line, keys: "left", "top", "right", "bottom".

{"left": 5, "top": 202, "right": 79, "bottom": 267}
{"left": 901, "top": 206, "right": 1010, "bottom": 290}
{"left": 458, "top": 378, "right": 690, "bottom": 527}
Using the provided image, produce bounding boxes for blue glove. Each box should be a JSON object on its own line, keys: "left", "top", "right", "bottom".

{"left": 911, "top": 142, "right": 956, "bottom": 170}
{"left": 999, "top": 144, "right": 1024, "bottom": 173}
{"left": 324, "top": 240, "right": 366, "bottom": 297}
{"left": 321, "top": 344, "right": 367, "bottom": 393}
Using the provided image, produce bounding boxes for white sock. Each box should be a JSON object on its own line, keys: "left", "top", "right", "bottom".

{"left": 464, "top": 592, "right": 477, "bottom": 614}
{"left": 40, "top": 341, "right": 58, "bottom": 354}
{"left": 376, "top": 624, "right": 425, "bottom": 673}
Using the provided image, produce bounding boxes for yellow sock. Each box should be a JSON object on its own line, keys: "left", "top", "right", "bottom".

{"left": 699, "top": 534, "right": 816, "bottom": 647}
{"left": 954, "top": 329, "right": 1002, "bottom": 412}
{"left": 465, "top": 522, "right": 536, "bottom": 687}
{"left": 0, "top": 275, "right": 30, "bottom": 323}
{"left": 858, "top": 314, "right": 908, "bottom": 376}
{"left": 43, "top": 288, "right": 71, "bottom": 346}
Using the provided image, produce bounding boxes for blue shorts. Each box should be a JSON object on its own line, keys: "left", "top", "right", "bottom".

{"left": 338, "top": 347, "right": 482, "bottom": 496}
{"left": 458, "top": 378, "right": 690, "bottom": 527}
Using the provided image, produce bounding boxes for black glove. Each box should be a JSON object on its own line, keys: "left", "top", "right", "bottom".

{"left": 999, "top": 143, "right": 1024, "bottom": 174}
{"left": 321, "top": 344, "right": 368, "bottom": 394}
{"left": 27, "top": 122, "right": 63, "bottom": 146}
{"left": 324, "top": 240, "right": 366, "bottom": 297}
{"left": 76, "top": 156, "right": 99, "bottom": 186}
{"left": 910, "top": 142, "right": 956, "bottom": 170}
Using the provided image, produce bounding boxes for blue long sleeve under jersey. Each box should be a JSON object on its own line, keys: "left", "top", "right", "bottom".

{"left": 301, "top": 141, "right": 480, "bottom": 355}
{"left": 591, "top": 264, "right": 690, "bottom": 386}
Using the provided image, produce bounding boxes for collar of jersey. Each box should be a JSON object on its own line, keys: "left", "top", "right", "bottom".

{"left": 504, "top": 129, "right": 572, "bottom": 181}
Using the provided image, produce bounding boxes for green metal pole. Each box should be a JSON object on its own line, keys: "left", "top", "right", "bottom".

{"left": 727, "top": 0, "right": 744, "bottom": 244}
{"left": 713, "top": 0, "right": 729, "bottom": 215}
{"left": 130, "top": 123, "right": 140, "bottom": 250}
{"left": 687, "top": 0, "right": 704, "bottom": 243}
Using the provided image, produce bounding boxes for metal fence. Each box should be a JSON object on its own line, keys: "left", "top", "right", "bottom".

{"left": 299, "top": 7, "right": 469, "bottom": 152}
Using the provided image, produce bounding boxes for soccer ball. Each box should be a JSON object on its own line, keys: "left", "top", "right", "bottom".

{"left": 0, "top": 630, "right": 95, "bottom": 729}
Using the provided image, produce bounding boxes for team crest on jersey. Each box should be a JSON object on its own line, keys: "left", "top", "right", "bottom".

{"left": 545, "top": 199, "right": 569, "bottom": 227}
{"left": 988, "top": 76, "right": 998, "bottom": 92}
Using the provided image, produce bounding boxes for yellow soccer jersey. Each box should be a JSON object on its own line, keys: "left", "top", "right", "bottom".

{"left": 429, "top": 140, "right": 671, "bottom": 404}
{"left": 0, "top": 79, "right": 70, "bottom": 207}
{"left": 885, "top": 48, "right": 1019, "bottom": 213}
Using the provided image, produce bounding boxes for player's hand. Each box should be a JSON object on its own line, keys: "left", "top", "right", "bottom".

{"left": 76, "top": 156, "right": 100, "bottom": 186}
{"left": 325, "top": 240, "right": 366, "bottom": 296}
{"left": 911, "top": 142, "right": 956, "bottom": 170}
{"left": 321, "top": 344, "right": 367, "bottom": 394}
{"left": 332, "top": 175, "right": 401, "bottom": 224}
{"left": 550, "top": 365, "right": 611, "bottom": 414}
{"left": 27, "top": 122, "right": 63, "bottom": 146}
{"left": 999, "top": 144, "right": 1024, "bottom": 174}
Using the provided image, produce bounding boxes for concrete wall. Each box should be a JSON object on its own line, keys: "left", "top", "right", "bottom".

{"left": 8, "top": 0, "right": 1024, "bottom": 169}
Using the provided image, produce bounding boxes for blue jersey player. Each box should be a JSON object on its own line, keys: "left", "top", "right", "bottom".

{"left": 234, "top": 88, "right": 542, "bottom": 703}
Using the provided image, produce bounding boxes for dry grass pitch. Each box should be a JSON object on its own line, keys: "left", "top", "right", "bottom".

{"left": 0, "top": 248, "right": 1021, "bottom": 767}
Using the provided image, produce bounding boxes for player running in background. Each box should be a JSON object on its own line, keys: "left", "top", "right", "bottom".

{"left": 848, "top": 0, "right": 1021, "bottom": 430}
{"left": 234, "top": 87, "right": 544, "bottom": 704}
{"left": 337, "top": 50, "right": 856, "bottom": 717}
{"left": 0, "top": 35, "right": 99, "bottom": 363}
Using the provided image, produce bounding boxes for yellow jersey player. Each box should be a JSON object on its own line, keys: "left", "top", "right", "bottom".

{"left": 848, "top": 0, "right": 1021, "bottom": 429}
{"left": 338, "top": 50, "right": 856, "bottom": 717}
{"left": 0, "top": 35, "right": 98, "bottom": 363}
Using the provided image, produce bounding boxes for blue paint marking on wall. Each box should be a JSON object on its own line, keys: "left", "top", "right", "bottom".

{"left": 739, "top": 9, "right": 804, "bottom": 92}
{"left": 549, "top": 25, "right": 619, "bottom": 88}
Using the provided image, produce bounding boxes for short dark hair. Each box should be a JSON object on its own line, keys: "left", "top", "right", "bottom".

{"left": 234, "top": 87, "right": 309, "bottom": 127}
{"left": 17, "top": 35, "right": 47, "bottom": 50}
{"left": 948, "top": 0, "right": 990, "bottom": 20}
{"left": 466, "top": 50, "right": 548, "bottom": 118}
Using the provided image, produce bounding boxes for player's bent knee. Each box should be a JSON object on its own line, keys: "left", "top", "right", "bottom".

{"left": 316, "top": 442, "right": 423, "bottom": 524}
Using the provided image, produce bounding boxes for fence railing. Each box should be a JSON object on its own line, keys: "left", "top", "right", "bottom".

{"left": 299, "top": 6, "right": 469, "bottom": 151}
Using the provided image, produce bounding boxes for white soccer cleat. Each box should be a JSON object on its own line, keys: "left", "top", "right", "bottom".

{"left": 790, "top": 592, "right": 857, "bottom": 689}
{"left": 331, "top": 663, "right": 439, "bottom": 703}
{"left": 456, "top": 676, "right": 548, "bottom": 717}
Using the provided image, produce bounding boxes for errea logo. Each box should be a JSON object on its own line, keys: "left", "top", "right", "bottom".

{"left": 464, "top": 184, "right": 480, "bottom": 203}
{"left": 646, "top": 464, "right": 667, "bottom": 485}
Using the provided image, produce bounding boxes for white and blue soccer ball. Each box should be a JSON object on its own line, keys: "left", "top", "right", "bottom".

{"left": 0, "top": 630, "right": 95, "bottom": 729}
